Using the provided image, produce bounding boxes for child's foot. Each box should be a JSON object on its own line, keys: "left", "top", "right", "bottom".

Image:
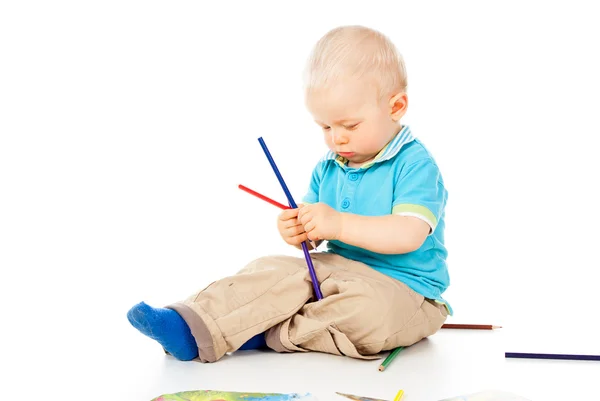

{"left": 238, "top": 332, "right": 267, "bottom": 350}
{"left": 127, "top": 301, "right": 198, "bottom": 361}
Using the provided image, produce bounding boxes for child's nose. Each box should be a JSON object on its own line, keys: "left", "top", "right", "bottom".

{"left": 331, "top": 130, "right": 348, "bottom": 145}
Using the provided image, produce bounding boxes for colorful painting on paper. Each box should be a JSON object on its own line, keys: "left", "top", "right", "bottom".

{"left": 151, "top": 389, "right": 319, "bottom": 401}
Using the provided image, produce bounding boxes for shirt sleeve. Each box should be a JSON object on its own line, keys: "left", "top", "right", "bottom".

{"left": 302, "top": 161, "right": 323, "bottom": 204}
{"left": 392, "top": 158, "right": 447, "bottom": 234}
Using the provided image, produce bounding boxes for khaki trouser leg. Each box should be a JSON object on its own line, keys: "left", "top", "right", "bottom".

{"left": 168, "top": 255, "right": 318, "bottom": 362}
{"left": 265, "top": 253, "right": 448, "bottom": 359}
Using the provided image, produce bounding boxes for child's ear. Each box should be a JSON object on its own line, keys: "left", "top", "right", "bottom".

{"left": 389, "top": 92, "right": 408, "bottom": 121}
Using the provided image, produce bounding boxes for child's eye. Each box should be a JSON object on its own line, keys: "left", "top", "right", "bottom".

{"left": 322, "top": 126, "right": 331, "bottom": 131}
{"left": 345, "top": 123, "right": 359, "bottom": 130}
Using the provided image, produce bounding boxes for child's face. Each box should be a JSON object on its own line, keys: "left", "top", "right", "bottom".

{"left": 306, "top": 79, "right": 403, "bottom": 168}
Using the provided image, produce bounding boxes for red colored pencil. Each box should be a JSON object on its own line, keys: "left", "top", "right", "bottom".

{"left": 238, "top": 184, "right": 318, "bottom": 251}
{"left": 238, "top": 184, "right": 290, "bottom": 210}
{"left": 442, "top": 324, "right": 502, "bottom": 330}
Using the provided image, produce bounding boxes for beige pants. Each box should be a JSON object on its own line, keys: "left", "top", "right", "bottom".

{"left": 168, "top": 253, "right": 447, "bottom": 363}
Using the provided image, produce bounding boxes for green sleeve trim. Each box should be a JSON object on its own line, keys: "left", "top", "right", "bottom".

{"left": 392, "top": 204, "right": 437, "bottom": 229}
{"left": 435, "top": 300, "right": 452, "bottom": 316}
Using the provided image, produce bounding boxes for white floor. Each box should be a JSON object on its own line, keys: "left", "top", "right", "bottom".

{"left": 5, "top": 297, "right": 598, "bottom": 401}
{"left": 118, "top": 325, "right": 600, "bottom": 401}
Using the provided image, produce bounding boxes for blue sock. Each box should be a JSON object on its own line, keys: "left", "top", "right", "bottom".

{"left": 238, "top": 332, "right": 267, "bottom": 350}
{"left": 127, "top": 302, "right": 198, "bottom": 361}
{"left": 127, "top": 301, "right": 267, "bottom": 358}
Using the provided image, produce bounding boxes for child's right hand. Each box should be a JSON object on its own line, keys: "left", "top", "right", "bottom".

{"left": 277, "top": 206, "right": 309, "bottom": 246}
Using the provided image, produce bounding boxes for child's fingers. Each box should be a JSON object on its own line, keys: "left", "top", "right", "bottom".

{"left": 303, "top": 220, "right": 316, "bottom": 234}
{"left": 285, "top": 223, "right": 305, "bottom": 237}
{"left": 288, "top": 232, "right": 308, "bottom": 245}
{"left": 279, "top": 208, "right": 299, "bottom": 221}
{"left": 298, "top": 210, "right": 312, "bottom": 226}
{"left": 305, "top": 225, "right": 321, "bottom": 241}
{"left": 283, "top": 218, "right": 303, "bottom": 230}
{"left": 297, "top": 204, "right": 311, "bottom": 219}
{"left": 307, "top": 231, "right": 320, "bottom": 241}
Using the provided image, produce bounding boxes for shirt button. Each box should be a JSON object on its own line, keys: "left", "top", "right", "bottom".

{"left": 348, "top": 173, "right": 358, "bottom": 181}
{"left": 341, "top": 198, "right": 350, "bottom": 209}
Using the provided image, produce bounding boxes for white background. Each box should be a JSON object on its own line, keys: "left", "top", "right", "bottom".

{"left": 1, "top": 1, "right": 599, "bottom": 400}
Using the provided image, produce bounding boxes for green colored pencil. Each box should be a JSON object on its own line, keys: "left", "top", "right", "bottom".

{"left": 378, "top": 346, "right": 405, "bottom": 371}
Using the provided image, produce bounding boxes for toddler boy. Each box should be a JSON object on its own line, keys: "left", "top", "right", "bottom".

{"left": 128, "top": 25, "right": 451, "bottom": 363}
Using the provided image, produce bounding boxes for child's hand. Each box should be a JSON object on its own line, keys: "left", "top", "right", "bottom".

{"left": 298, "top": 202, "right": 343, "bottom": 241}
{"left": 277, "top": 206, "right": 309, "bottom": 246}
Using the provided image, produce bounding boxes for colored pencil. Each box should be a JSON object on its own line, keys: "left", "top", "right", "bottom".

{"left": 442, "top": 324, "right": 502, "bottom": 330}
{"left": 393, "top": 390, "right": 404, "bottom": 401}
{"left": 257, "top": 137, "right": 323, "bottom": 300}
{"left": 505, "top": 352, "right": 600, "bottom": 361}
{"left": 336, "top": 390, "right": 404, "bottom": 401}
{"left": 378, "top": 346, "right": 405, "bottom": 372}
{"left": 336, "top": 392, "right": 388, "bottom": 401}
{"left": 238, "top": 184, "right": 290, "bottom": 210}
{"left": 238, "top": 184, "right": 318, "bottom": 251}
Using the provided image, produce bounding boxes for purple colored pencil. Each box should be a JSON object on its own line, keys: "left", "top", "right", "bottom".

{"left": 505, "top": 352, "right": 600, "bottom": 361}
{"left": 257, "top": 137, "right": 323, "bottom": 300}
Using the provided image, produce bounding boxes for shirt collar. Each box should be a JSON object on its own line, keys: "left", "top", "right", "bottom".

{"left": 322, "top": 125, "right": 415, "bottom": 169}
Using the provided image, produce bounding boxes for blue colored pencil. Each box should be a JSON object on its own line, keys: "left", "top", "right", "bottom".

{"left": 257, "top": 137, "right": 323, "bottom": 300}
{"left": 505, "top": 352, "right": 600, "bottom": 361}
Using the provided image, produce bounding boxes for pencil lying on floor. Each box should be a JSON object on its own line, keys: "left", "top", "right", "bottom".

{"left": 379, "top": 346, "right": 405, "bottom": 372}
{"left": 505, "top": 352, "right": 600, "bottom": 361}
{"left": 442, "top": 324, "right": 502, "bottom": 330}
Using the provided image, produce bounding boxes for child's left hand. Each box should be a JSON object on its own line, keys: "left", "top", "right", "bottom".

{"left": 297, "top": 202, "right": 343, "bottom": 241}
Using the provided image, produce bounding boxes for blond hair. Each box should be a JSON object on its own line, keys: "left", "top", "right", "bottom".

{"left": 304, "top": 25, "right": 407, "bottom": 98}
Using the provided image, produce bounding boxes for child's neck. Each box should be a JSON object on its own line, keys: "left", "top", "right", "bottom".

{"left": 347, "top": 126, "right": 403, "bottom": 168}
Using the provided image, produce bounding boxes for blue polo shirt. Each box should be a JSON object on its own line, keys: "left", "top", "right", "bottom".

{"left": 303, "top": 126, "right": 452, "bottom": 314}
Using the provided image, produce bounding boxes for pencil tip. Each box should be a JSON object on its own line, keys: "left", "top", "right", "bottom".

{"left": 378, "top": 366, "right": 385, "bottom": 372}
